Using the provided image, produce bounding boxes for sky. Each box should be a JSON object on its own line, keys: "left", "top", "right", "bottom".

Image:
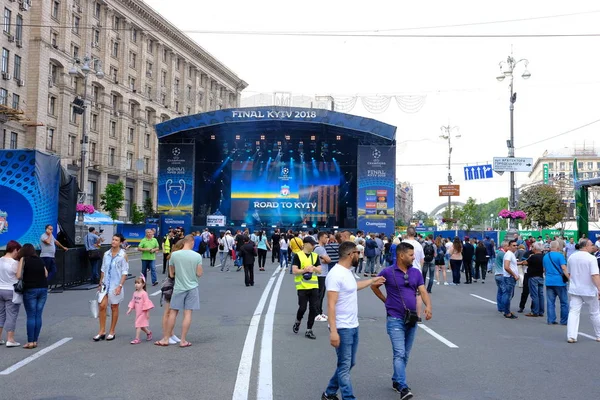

{"left": 144, "top": 0, "right": 600, "bottom": 214}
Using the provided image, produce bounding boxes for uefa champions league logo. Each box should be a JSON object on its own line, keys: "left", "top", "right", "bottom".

{"left": 282, "top": 167, "right": 289, "bottom": 176}
{"left": 165, "top": 179, "right": 186, "bottom": 211}
{"left": 172, "top": 147, "right": 181, "bottom": 159}
{"left": 372, "top": 149, "right": 381, "bottom": 160}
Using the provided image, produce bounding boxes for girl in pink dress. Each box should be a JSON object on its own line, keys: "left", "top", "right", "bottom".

{"left": 126, "top": 276, "right": 154, "bottom": 344}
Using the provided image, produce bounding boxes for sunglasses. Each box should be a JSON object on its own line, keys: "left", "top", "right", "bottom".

{"left": 404, "top": 273, "right": 410, "bottom": 287}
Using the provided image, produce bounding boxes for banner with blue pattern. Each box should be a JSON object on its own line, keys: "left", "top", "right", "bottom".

{"left": 158, "top": 143, "right": 195, "bottom": 214}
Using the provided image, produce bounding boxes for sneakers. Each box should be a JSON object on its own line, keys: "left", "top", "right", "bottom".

{"left": 400, "top": 387, "right": 414, "bottom": 400}
{"left": 315, "top": 314, "right": 328, "bottom": 322}
{"left": 321, "top": 392, "right": 340, "bottom": 400}
{"left": 443, "top": 282, "right": 449, "bottom": 286}
{"left": 436, "top": 281, "right": 440, "bottom": 285}
{"left": 293, "top": 322, "right": 300, "bottom": 334}
{"left": 168, "top": 335, "right": 181, "bottom": 345}
{"left": 305, "top": 330, "right": 316, "bottom": 340}
{"left": 5, "top": 341, "right": 20, "bottom": 347}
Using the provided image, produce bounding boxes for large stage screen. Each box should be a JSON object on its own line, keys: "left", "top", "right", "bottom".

{"left": 230, "top": 160, "right": 341, "bottom": 225}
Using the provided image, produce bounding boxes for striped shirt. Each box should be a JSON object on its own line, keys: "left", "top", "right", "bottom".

{"left": 325, "top": 242, "right": 340, "bottom": 264}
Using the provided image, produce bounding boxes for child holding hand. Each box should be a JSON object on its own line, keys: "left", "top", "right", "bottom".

{"left": 127, "top": 276, "right": 154, "bottom": 344}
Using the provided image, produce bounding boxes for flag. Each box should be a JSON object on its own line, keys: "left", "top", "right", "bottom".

{"left": 573, "top": 158, "right": 578, "bottom": 183}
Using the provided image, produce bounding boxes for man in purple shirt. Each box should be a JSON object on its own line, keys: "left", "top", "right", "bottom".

{"left": 372, "top": 242, "right": 432, "bottom": 400}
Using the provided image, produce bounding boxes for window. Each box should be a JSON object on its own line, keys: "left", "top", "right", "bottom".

{"left": 578, "top": 162, "right": 583, "bottom": 170}
{"left": 162, "top": 49, "right": 168, "bottom": 62}
{"left": 131, "top": 28, "right": 137, "bottom": 43}
{"left": 144, "top": 132, "right": 150, "bottom": 148}
{"left": 71, "top": 44, "right": 79, "bottom": 59}
{"left": 127, "top": 127, "right": 134, "bottom": 143}
{"left": 15, "top": 14, "right": 22, "bottom": 41}
{"left": 70, "top": 106, "right": 78, "bottom": 124}
{"left": 91, "top": 85, "right": 99, "bottom": 102}
{"left": 161, "top": 70, "right": 166, "bottom": 86}
{"left": 186, "top": 86, "right": 192, "bottom": 100}
{"left": 111, "top": 93, "right": 118, "bottom": 109}
{"left": 176, "top": 57, "right": 180, "bottom": 71}
{"left": 174, "top": 78, "right": 179, "bottom": 93}
{"left": 143, "top": 157, "right": 150, "bottom": 174}
{"left": 548, "top": 162, "right": 554, "bottom": 170}
{"left": 128, "top": 76, "right": 135, "bottom": 90}
{"left": 68, "top": 135, "right": 75, "bottom": 156}
{"left": 93, "top": 29, "right": 100, "bottom": 46}
{"left": 175, "top": 100, "right": 179, "bottom": 112}
{"left": 186, "top": 106, "right": 191, "bottom": 115}
{"left": 559, "top": 162, "right": 565, "bottom": 170}
{"left": 48, "top": 96, "right": 56, "bottom": 115}
{"left": 72, "top": 76, "right": 79, "bottom": 94}
{"left": 0, "top": 88, "right": 7, "bottom": 106}
{"left": 146, "top": 85, "right": 152, "bottom": 98}
{"left": 109, "top": 66, "right": 117, "bottom": 82}
{"left": 51, "top": 31, "right": 58, "bottom": 47}
{"left": 112, "top": 41, "right": 119, "bottom": 57}
{"left": 1, "top": 48, "right": 8, "bottom": 73}
{"left": 188, "top": 65, "right": 193, "bottom": 77}
{"left": 89, "top": 142, "right": 96, "bottom": 161}
{"left": 93, "top": 2, "right": 101, "bottom": 19}
{"left": 147, "top": 39, "right": 153, "bottom": 54}
{"left": 87, "top": 180, "right": 97, "bottom": 207}
{"left": 587, "top": 162, "right": 593, "bottom": 170}
{"left": 125, "top": 187, "right": 133, "bottom": 219}
{"left": 12, "top": 55, "right": 21, "bottom": 81}
{"left": 113, "top": 16, "right": 120, "bottom": 30}
{"left": 72, "top": 15, "right": 80, "bottom": 34}
{"left": 11, "top": 93, "right": 19, "bottom": 109}
{"left": 146, "top": 61, "right": 153, "bottom": 76}
{"left": 9, "top": 131, "right": 17, "bottom": 149}
{"left": 129, "top": 51, "right": 136, "bottom": 68}
{"left": 126, "top": 152, "right": 133, "bottom": 170}
{"left": 160, "top": 93, "right": 166, "bottom": 105}
{"left": 109, "top": 120, "right": 116, "bottom": 137}
{"left": 46, "top": 127, "right": 55, "bottom": 150}
{"left": 108, "top": 147, "right": 115, "bottom": 166}
{"left": 91, "top": 113, "right": 98, "bottom": 131}
{"left": 143, "top": 190, "right": 150, "bottom": 201}
{"left": 51, "top": 1, "right": 60, "bottom": 19}
{"left": 3, "top": 8, "right": 11, "bottom": 34}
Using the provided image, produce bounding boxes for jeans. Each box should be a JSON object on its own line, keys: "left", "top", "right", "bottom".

{"left": 488, "top": 257, "right": 495, "bottom": 271}
{"left": 450, "top": 259, "right": 462, "bottom": 284}
{"left": 23, "top": 288, "right": 47, "bottom": 343}
{"left": 317, "top": 276, "right": 326, "bottom": 316}
{"left": 257, "top": 248, "right": 267, "bottom": 270}
{"left": 546, "top": 285, "right": 569, "bottom": 324}
{"left": 567, "top": 295, "right": 600, "bottom": 340}
{"left": 356, "top": 258, "right": 364, "bottom": 274}
{"left": 41, "top": 257, "right": 56, "bottom": 284}
{"left": 141, "top": 259, "right": 157, "bottom": 284}
{"left": 495, "top": 275, "right": 504, "bottom": 312}
{"left": 421, "top": 262, "right": 435, "bottom": 293}
{"left": 279, "top": 249, "right": 289, "bottom": 273}
{"left": 386, "top": 316, "right": 417, "bottom": 390}
{"left": 325, "top": 327, "right": 359, "bottom": 400}
{"left": 528, "top": 276, "right": 545, "bottom": 315}
{"left": 501, "top": 276, "right": 517, "bottom": 315}
{"left": 89, "top": 258, "right": 101, "bottom": 282}
{"left": 296, "top": 288, "right": 318, "bottom": 330}
{"left": 365, "top": 257, "right": 376, "bottom": 275}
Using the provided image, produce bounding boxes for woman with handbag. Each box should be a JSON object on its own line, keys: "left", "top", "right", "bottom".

{"left": 16, "top": 243, "right": 48, "bottom": 349}
{"left": 0, "top": 240, "right": 22, "bottom": 347}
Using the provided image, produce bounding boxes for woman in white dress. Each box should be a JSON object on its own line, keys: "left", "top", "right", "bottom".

{"left": 94, "top": 234, "right": 129, "bottom": 341}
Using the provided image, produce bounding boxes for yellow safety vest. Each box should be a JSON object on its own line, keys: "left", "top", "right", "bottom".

{"left": 163, "top": 236, "right": 171, "bottom": 253}
{"left": 294, "top": 251, "right": 319, "bottom": 290}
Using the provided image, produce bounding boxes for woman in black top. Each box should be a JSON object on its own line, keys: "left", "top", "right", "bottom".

{"left": 474, "top": 242, "right": 489, "bottom": 283}
{"left": 523, "top": 242, "right": 546, "bottom": 317}
{"left": 16, "top": 243, "right": 48, "bottom": 349}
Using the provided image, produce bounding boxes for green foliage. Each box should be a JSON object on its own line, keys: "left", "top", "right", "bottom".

{"left": 130, "top": 204, "right": 145, "bottom": 224}
{"left": 143, "top": 196, "right": 155, "bottom": 218}
{"left": 100, "top": 181, "right": 125, "bottom": 222}
{"left": 461, "top": 197, "right": 480, "bottom": 230}
{"left": 518, "top": 184, "right": 566, "bottom": 228}
{"left": 412, "top": 210, "right": 429, "bottom": 222}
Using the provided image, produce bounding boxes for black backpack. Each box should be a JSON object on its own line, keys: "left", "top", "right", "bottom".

{"left": 423, "top": 242, "right": 435, "bottom": 262}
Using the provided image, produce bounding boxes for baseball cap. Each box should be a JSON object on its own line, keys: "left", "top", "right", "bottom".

{"left": 303, "top": 236, "right": 317, "bottom": 246}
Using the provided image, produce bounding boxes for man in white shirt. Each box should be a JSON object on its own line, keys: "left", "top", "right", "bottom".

{"left": 566, "top": 238, "right": 600, "bottom": 343}
{"left": 314, "top": 231, "right": 332, "bottom": 322}
{"left": 220, "top": 231, "right": 235, "bottom": 272}
{"left": 402, "top": 227, "right": 424, "bottom": 269}
{"left": 502, "top": 240, "right": 522, "bottom": 319}
{"left": 321, "top": 241, "right": 385, "bottom": 400}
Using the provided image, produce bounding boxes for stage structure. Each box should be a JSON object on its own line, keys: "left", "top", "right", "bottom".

{"left": 155, "top": 107, "right": 397, "bottom": 234}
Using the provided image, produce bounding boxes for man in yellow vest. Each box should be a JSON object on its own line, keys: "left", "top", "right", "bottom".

{"left": 292, "top": 236, "right": 322, "bottom": 339}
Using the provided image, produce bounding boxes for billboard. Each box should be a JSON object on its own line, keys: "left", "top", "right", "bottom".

{"left": 157, "top": 143, "right": 194, "bottom": 214}
{"left": 357, "top": 146, "right": 395, "bottom": 235}
{"left": 0, "top": 151, "right": 61, "bottom": 249}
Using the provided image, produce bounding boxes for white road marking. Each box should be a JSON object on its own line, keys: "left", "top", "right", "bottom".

{"left": 578, "top": 332, "right": 598, "bottom": 340}
{"left": 0, "top": 337, "right": 73, "bottom": 375}
{"left": 418, "top": 324, "right": 459, "bottom": 348}
{"left": 232, "top": 267, "right": 282, "bottom": 400}
{"left": 470, "top": 294, "right": 497, "bottom": 304}
{"left": 257, "top": 265, "right": 286, "bottom": 400}
{"left": 150, "top": 290, "right": 162, "bottom": 297}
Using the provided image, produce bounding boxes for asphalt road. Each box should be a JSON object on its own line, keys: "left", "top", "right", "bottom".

{"left": 1, "top": 256, "right": 598, "bottom": 400}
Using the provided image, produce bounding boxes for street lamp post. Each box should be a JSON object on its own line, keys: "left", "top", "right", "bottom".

{"left": 440, "top": 125, "right": 460, "bottom": 220}
{"left": 68, "top": 55, "right": 104, "bottom": 203}
{"left": 496, "top": 54, "right": 531, "bottom": 229}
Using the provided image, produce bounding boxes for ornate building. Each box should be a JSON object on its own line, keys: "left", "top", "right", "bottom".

{"left": 0, "top": 0, "right": 247, "bottom": 220}
{"left": 395, "top": 181, "right": 413, "bottom": 225}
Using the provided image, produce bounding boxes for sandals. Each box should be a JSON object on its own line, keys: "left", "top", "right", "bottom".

{"left": 146, "top": 331, "right": 153, "bottom": 341}
{"left": 93, "top": 334, "right": 106, "bottom": 342}
{"left": 154, "top": 341, "right": 169, "bottom": 347}
{"left": 130, "top": 338, "right": 142, "bottom": 345}
{"left": 23, "top": 343, "right": 35, "bottom": 349}
{"left": 179, "top": 341, "right": 192, "bottom": 348}
{"left": 106, "top": 334, "right": 116, "bottom": 341}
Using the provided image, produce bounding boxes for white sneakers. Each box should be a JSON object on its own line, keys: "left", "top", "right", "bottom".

{"left": 315, "top": 314, "right": 328, "bottom": 322}
{"left": 444, "top": 282, "right": 449, "bottom": 286}
{"left": 6, "top": 341, "right": 20, "bottom": 347}
{"left": 168, "top": 335, "right": 181, "bottom": 345}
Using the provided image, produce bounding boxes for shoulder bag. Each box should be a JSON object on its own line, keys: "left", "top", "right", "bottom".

{"left": 14, "top": 259, "right": 25, "bottom": 294}
{"left": 391, "top": 267, "right": 418, "bottom": 327}
{"left": 549, "top": 254, "right": 569, "bottom": 283}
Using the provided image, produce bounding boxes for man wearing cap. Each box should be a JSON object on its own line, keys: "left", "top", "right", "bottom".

{"left": 292, "top": 236, "right": 322, "bottom": 340}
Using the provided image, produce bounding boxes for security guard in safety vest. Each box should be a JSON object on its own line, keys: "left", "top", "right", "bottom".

{"left": 162, "top": 229, "right": 175, "bottom": 274}
{"left": 292, "top": 235, "right": 323, "bottom": 339}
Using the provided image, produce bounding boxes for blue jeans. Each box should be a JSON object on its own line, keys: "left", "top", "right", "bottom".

{"left": 23, "top": 288, "right": 48, "bottom": 343}
{"left": 279, "top": 249, "right": 289, "bottom": 273}
{"left": 141, "top": 259, "right": 157, "bottom": 284}
{"left": 365, "top": 257, "right": 376, "bottom": 274}
{"left": 90, "top": 258, "right": 101, "bottom": 282}
{"left": 528, "top": 276, "right": 545, "bottom": 315}
{"left": 546, "top": 285, "right": 569, "bottom": 324}
{"left": 386, "top": 316, "right": 417, "bottom": 389}
{"left": 495, "top": 275, "right": 504, "bottom": 312}
{"left": 501, "top": 277, "right": 517, "bottom": 315}
{"left": 41, "top": 257, "right": 56, "bottom": 283}
{"left": 325, "top": 327, "right": 359, "bottom": 400}
{"left": 421, "top": 262, "right": 435, "bottom": 292}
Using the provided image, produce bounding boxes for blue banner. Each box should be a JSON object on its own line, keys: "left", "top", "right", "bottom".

{"left": 0, "top": 151, "right": 61, "bottom": 249}
{"left": 357, "top": 146, "right": 395, "bottom": 235}
{"left": 160, "top": 214, "right": 192, "bottom": 236}
{"left": 158, "top": 144, "right": 194, "bottom": 214}
{"left": 116, "top": 224, "right": 158, "bottom": 244}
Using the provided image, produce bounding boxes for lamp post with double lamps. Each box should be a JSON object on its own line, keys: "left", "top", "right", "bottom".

{"left": 68, "top": 55, "right": 104, "bottom": 203}
{"left": 496, "top": 54, "right": 531, "bottom": 229}
{"left": 440, "top": 125, "right": 460, "bottom": 220}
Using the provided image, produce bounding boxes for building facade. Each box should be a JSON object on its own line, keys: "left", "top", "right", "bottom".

{"left": 395, "top": 181, "right": 413, "bottom": 225}
{"left": 527, "top": 146, "right": 600, "bottom": 221}
{"left": 0, "top": 0, "right": 246, "bottom": 220}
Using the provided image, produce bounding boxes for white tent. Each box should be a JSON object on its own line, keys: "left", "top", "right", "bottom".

{"left": 80, "top": 211, "right": 124, "bottom": 225}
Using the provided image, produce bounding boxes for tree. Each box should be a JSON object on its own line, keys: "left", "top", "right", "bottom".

{"left": 143, "top": 196, "right": 156, "bottom": 219}
{"left": 130, "top": 204, "right": 145, "bottom": 224}
{"left": 461, "top": 197, "right": 480, "bottom": 230}
{"left": 100, "top": 181, "right": 125, "bottom": 222}
{"left": 412, "top": 210, "right": 429, "bottom": 223}
{"left": 442, "top": 206, "right": 463, "bottom": 230}
{"left": 518, "top": 184, "right": 566, "bottom": 228}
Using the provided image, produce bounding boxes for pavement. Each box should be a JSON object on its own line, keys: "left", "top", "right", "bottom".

{"left": 1, "top": 256, "right": 598, "bottom": 400}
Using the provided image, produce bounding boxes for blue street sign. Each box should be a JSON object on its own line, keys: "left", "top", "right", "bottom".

{"left": 463, "top": 164, "right": 493, "bottom": 181}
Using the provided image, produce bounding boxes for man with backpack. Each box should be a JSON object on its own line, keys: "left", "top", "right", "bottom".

{"left": 422, "top": 234, "right": 437, "bottom": 293}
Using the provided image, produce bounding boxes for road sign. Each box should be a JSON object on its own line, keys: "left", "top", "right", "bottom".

{"left": 493, "top": 157, "right": 534, "bottom": 172}
{"left": 439, "top": 185, "right": 460, "bottom": 196}
{"left": 463, "top": 164, "right": 493, "bottom": 181}
{"left": 543, "top": 163, "right": 549, "bottom": 184}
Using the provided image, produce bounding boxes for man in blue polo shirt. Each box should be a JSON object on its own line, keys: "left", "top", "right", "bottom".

{"left": 371, "top": 242, "right": 433, "bottom": 400}
{"left": 543, "top": 240, "right": 569, "bottom": 325}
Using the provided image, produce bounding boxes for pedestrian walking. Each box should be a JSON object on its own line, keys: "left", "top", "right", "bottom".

{"left": 421, "top": 235, "right": 436, "bottom": 293}
{"left": 566, "top": 239, "right": 600, "bottom": 343}
{"left": 292, "top": 236, "right": 322, "bottom": 340}
{"left": 0, "top": 240, "right": 22, "bottom": 347}
{"left": 449, "top": 238, "right": 463, "bottom": 285}
{"left": 314, "top": 231, "right": 332, "bottom": 322}
{"left": 138, "top": 229, "right": 159, "bottom": 286}
{"left": 434, "top": 236, "right": 448, "bottom": 285}
{"left": 371, "top": 242, "right": 432, "bottom": 400}
{"left": 279, "top": 235, "right": 289, "bottom": 271}
{"left": 255, "top": 231, "right": 271, "bottom": 271}
{"left": 474, "top": 241, "right": 488, "bottom": 283}
{"left": 39, "top": 224, "right": 67, "bottom": 284}
{"left": 239, "top": 236, "right": 256, "bottom": 287}
{"left": 126, "top": 276, "right": 154, "bottom": 344}
{"left": 501, "top": 240, "right": 523, "bottom": 319}
{"left": 462, "top": 236, "right": 475, "bottom": 284}
{"left": 321, "top": 241, "right": 385, "bottom": 400}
